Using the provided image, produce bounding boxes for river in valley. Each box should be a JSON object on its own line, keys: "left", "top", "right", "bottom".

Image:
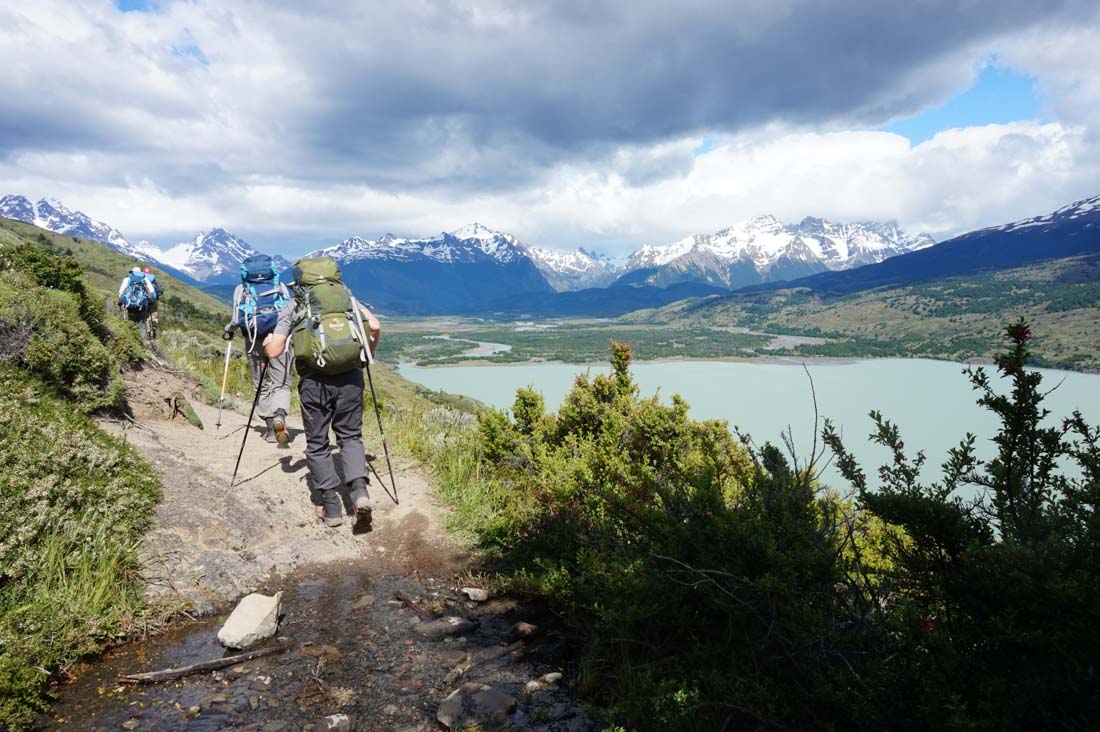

{"left": 399, "top": 357, "right": 1100, "bottom": 490}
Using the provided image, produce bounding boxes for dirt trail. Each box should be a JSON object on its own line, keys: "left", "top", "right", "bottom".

{"left": 40, "top": 366, "right": 596, "bottom": 731}
{"left": 101, "top": 374, "right": 465, "bottom": 615}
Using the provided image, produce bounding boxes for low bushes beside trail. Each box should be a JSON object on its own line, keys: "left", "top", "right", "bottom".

{"left": 418, "top": 329, "right": 1100, "bottom": 730}
{"left": 0, "top": 243, "right": 161, "bottom": 729}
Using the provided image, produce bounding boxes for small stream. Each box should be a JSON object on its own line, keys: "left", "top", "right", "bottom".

{"left": 43, "top": 565, "right": 594, "bottom": 731}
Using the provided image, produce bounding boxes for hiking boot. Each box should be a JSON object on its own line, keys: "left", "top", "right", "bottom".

{"left": 321, "top": 489, "right": 343, "bottom": 528}
{"left": 348, "top": 478, "right": 371, "bottom": 528}
{"left": 273, "top": 410, "right": 290, "bottom": 448}
{"left": 262, "top": 416, "right": 277, "bottom": 443}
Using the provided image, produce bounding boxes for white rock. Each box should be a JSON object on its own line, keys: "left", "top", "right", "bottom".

{"left": 322, "top": 714, "right": 351, "bottom": 731}
{"left": 461, "top": 587, "right": 489, "bottom": 602}
{"left": 539, "top": 672, "right": 563, "bottom": 688}
{"left": 217, "top": 591, "right": 282, "bottom": 649}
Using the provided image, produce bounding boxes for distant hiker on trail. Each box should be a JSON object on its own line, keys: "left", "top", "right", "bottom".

{"left": 223, "top": 254, "right": 293, "bottom": 447}
{"left": 263, "top": 256, "right": 381, "bottom": 529}
{"left": 143, "top": 267, "right": 163, "bottom": 341}
{"left": 117, "top": 265, "right": 158, "bottom": 342}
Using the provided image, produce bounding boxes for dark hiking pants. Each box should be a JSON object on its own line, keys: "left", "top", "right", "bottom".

{"left": 298, "top": 369, "right": 368, "bottom": 495}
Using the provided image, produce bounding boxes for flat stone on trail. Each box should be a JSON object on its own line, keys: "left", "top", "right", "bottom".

{"left": 460, "top": 587, "right": 489, "bottom": 602}
{"left": 217, "top": 591, "right": 283, "bottom": 649}
{"left": 413, "top": 615, "right": 477, "bottom": 640}
{"left": 437, "top": 682, "right": 516, "bottom": 730}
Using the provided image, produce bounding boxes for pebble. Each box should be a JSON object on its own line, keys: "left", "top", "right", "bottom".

{"left": 121, "top": 720, "right": 141, "bottom": 730}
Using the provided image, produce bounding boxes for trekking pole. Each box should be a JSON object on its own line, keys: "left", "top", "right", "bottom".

{"left": 230, "top": 361, "right": 268, "bottom": 488}
{"left": 365, "top": 360, "right": 399, "bottom": 505}
{"left": 215, "top": 340, "right": 233, "bottom": 431}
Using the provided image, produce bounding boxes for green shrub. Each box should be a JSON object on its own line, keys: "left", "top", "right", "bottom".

{"left": 0, "top": 366, "right": 159, "bottom": 728}
{"left": 0, "top": 270, "right": 123, "bottom": 411}
{"left": 825, "top": 319, "right": 1100, "bottom": 730}
{"left": 0, "top": 241, "right": 142, "bottom": 411}
{"left": 464, "top": 342, "right": 871, "bottom": 729}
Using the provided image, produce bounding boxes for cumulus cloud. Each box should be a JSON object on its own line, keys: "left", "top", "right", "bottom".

{"left": 0, "top": 0, "right": 1098, "bottom": 254}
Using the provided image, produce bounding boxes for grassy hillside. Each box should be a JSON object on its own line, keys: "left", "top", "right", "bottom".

{"left": 632, "top": 252, "right": 1100, "bottom": 371}
{"left": 0, "top": 239, "right": 163, "bottom": 729}
{"left": 0, "top": 217, "right": 226, "bottom": 330}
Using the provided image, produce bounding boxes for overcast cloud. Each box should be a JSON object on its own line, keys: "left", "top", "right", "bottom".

{"left": 1, "top": 0, "right": 1098, "bottom": 255}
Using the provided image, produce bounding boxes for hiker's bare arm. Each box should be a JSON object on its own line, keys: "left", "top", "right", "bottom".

{"left": 360, "top": 304, "right": 381, "bottom": 357}
{"left": 263, "top": 333, "right": 288, "bottom": 358}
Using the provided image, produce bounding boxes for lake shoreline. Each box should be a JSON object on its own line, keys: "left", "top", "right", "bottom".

{"left": 397, "top": 353, "right": 1002, "bottom": 371}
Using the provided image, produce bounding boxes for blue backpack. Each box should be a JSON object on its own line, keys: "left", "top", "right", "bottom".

{"left": 237, "top": 254, "right": 288, "bottom": 343}
{"left": 124, "top": 272, "right": 149, "bottom": 312}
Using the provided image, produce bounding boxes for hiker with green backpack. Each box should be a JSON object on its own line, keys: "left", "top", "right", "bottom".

{"left": 223, "top": 254, "right": 294, "bottom": 446}
{"left": 263, "top": 256, "right": 381, "bottom": 528}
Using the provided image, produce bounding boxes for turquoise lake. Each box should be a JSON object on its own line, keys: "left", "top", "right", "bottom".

{"left": 399, "top": 357, "right": 1100, "bottom": 490}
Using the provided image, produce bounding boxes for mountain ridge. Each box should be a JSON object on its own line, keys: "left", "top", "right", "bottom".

{"left": 0, "top": 194, "right": 290, "bottom": 286}
{"left": 617, "top": 215, "right": 935, "bottom": 290}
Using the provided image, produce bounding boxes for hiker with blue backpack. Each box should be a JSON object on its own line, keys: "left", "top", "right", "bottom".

{"left": 223, "top": 254, "right": 294, "bottom": 446}
{"left": 117, "top": 265, "right": 159, "bottom": 342}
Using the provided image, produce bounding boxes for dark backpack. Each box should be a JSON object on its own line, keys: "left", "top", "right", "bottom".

{"left": 124, "top": 272, "right": 149, "bottom": 312}
{"left": 237, "top": 254, "right": 288, "bottom": 344}
{"left": 289, "top": 257, "right": 372, "bottom": 376}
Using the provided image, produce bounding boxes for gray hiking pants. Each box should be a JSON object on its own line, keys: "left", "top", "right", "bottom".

{"left": 299, "top": 369, "right": 368, "bottom": 494}
{"left": 247, "top": 342, "right": 293, "bottom": 419}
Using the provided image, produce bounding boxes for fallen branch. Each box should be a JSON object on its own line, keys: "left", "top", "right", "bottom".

{"left": 393, "top": 590, "right": 432, "bottom": 620}
{"left": 117, "top": 643, "right": 291, "bottom": 684}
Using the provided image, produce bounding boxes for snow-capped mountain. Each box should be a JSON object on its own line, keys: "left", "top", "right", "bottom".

{"left": 0, "top": 194, "right": 148, "bottom": 260}
{"left": 154, "top": 228, "right": 292, "bottom": 284}
{"left": 312, "top": 223, "right": 620, "bottom": 292}
{"left": 618, "top": 215, "right": 935, "bottom": 289}
{"left": 525, "top": 246, "right": 621, "bottom": 291}
{"left": 759, "top": 193, "right": 1099, "bottom": 297}
{"left": 309, "top": 222, "right": 529, "bottom": 265}
{"left": 307, "top": 223, "right": 555, "bottom": 313}
{"left": 0, "top": 194, "right": 291, "bottom": 285}
{"left": 979, "top": 194, "right": 1100, "bottom": 235}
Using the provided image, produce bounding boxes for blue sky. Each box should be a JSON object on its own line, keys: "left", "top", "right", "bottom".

{"left": 116, "top": 0, "right": 152, "bottom": 12}
{"left": 883, "top": 65, "right": 1043, "bottom": 144}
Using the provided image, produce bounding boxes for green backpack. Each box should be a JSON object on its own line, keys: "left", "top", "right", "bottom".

{"left": 289, "top": 257, "right": 372, "bottom": 376}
